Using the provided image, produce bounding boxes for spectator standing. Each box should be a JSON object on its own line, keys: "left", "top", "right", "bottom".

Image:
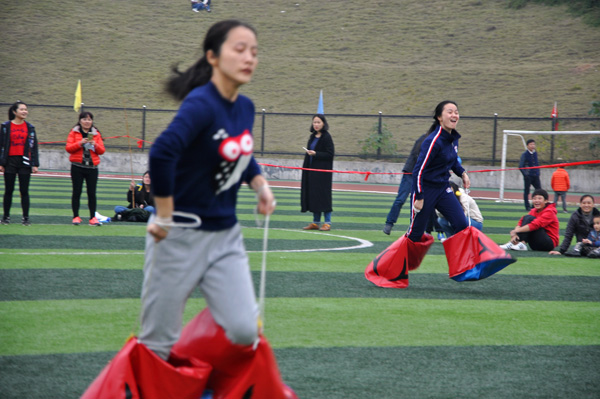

{"left": 382, "top": 133, "right": 426, "bottom": 235}
{"left": 550, "top": 166, "right": 570, "bottom": 213}
{"left": 500, "top": 189, "right": 559, "bottom": 252}
{"left": 519, "top": 139, "right": 541, "bottom": 211}
{"left": 550, "top": 194, "right": 599, "bottom": 255}
{"left": 65, "top": 111, "right": 106, "bottom": 226}
{"left": 300, "top": 114, "right": 335, "bottom": 231}
{"left": 0, "top": 101, "right": 40, "bottom": 226}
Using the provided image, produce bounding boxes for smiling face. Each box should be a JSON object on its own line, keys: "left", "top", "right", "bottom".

{"left": 12, "top": 104, "right": 28, "bottom": 122}
{"left": 208, "top": 26, "right": 258, "bottom": 88}
{"left": 580, "top": 196, "right": 594, "bottom": 214}
{"left": 437, "top": 103, "right": 459, "bottom": 132}
{"left": 80, "top": 116, "right": 93, "bottom": 132}
{"left": 532, "top": 194, "right": 548, "bottom": 210}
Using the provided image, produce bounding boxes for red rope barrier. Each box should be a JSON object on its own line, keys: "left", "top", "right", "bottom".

{"left": 39, "top": 136, "right": 599, "bottom": 180}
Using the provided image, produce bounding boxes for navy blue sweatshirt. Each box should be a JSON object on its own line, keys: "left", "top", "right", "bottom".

{"left": 412, "top": 126, "right": 465, "bottom": 200}
{"left": 150, "top": 82, "right": 261, "bottom": 230}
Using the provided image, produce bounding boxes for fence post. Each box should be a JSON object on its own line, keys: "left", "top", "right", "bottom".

{"left": 81, "top": 103, "right": 85, "bottom": 113}
{"left": 141, "top": 105, "right": 147, "bottom": 151}
{"left": 260, "top": 109, "right": 266, "bottom": 156}
{"left": 492, "top": 113, "right": 498, "bottom": 166}
{"left": 377, "top": 111, "right": 382, "bottom": 160}
{"left": 550, "top": 117, "right": 556, "bottom": 162}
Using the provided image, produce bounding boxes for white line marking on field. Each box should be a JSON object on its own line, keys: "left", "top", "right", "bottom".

{"left": 246, "top": 228, "right": 373, "bottom": 253}
{"left": 0, "top": 252, "right": 145, "bottom": 255}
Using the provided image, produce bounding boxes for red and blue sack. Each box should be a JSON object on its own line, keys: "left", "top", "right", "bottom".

{"left": 443, "top": 226, "right": 516, "bottom": 281}
{"left": 365, "top": 233, "right": 434, "bottom": 288}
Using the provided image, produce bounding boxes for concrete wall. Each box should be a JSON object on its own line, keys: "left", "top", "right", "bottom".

{"left": 40, "top": 150, "right": 600, "bottom": 194}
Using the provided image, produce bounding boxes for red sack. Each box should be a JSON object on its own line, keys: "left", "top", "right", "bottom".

{"left": 365, "top": 234, "right": 434, "bottom": 288}
{"left": 170, "top": 308, "right": 297, "bottom": 399}
{"left": 81, "top": 337, "right": 211, "bottom": 399}
{"left": 443, "top": 226, "right": 516, "bottom": 282}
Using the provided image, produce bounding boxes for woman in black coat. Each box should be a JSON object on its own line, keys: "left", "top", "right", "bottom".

{"left": 301, "top": 114, "right": 335, "bottom": 231}
{"left": 549, "top": 194, "right": 599, "bottom": 255}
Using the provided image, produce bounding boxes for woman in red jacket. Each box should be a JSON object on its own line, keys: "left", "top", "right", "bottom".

{"left": 65, "top": 111, "right": 105, "bottom": 226}
{"left": 500, "top": 188, "right": 559, "bottom": 251}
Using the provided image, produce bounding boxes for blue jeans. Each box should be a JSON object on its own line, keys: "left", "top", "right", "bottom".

{"left": 385, "top": 173, "right": 412, "bottom": 225}
{"left": 114, "top": 205, "right": 155, "bottom": 214}
{"left": 438, "top": 216, "right": 483, "bottom": 238}
{"left": 313, "top": 211, "right": 332, "bottom": 224}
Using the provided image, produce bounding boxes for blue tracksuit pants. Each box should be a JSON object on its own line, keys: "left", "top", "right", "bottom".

{"left": 407, "top": 185, "right": 467, "bottom": 242}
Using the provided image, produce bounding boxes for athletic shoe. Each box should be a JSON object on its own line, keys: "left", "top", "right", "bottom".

{"left": 383, "top": 223, "right": 393, "bottom": 235}
{"left": 500, "top": 241, "right": 527, "bottom": 251}
{"left": 565, "top": 243, "right": 582, "bottom": 257}
{"left": 440, "top": 237, "right": 447, "bottom": 243}
{"left": 437, "top": 232, "right": 446, "bottom": 241}
{"left": 22, "top": 217, "right": 31, "bottom": 226}
{"left": 89, "top": 217, "right": 101, "bottom": 226}
{"left": 587, "top": 248, "right": 600, "bottom": 258}
{"left": 302, "top": 223, "right": 319, "bottom": 230}
{"left": 319, "top": 223, "right": 331, "bottom": 231}
{"left": 72, "top": 216, "right": 82, "bottom": 225}
{"left": 0, "top": 216, "right": 10, "bottom": 225}
{"left": 192, "top": 8, "right": 199, "bottom": 12}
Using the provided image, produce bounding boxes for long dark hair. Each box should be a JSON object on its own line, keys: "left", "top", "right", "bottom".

{"left": 310, "top": 114, "right": 329, "bottom": 133}
{"left": 165, "top": 20, "right": 257, "bottom": 101}
{"left": 73, "top": 111, "right": 95, "bottom": 132}
{"left": 8, "top": 101, "right": 27, "bottom": 120}
{"left": 426, "top": 100, "right": 458, "bottom": 134}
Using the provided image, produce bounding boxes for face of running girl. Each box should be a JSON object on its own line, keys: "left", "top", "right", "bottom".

{"left": 580, "top": 197, "right": 594, "bottom": 214}
{"left": 532, "top": 194, "right": 548, "bottom": 210}
{"left": 312, "top": 117, "right": 324, "bottom": 133}
{"left": 13, "top": 104, "right": 28, "bottom": 121}
{"left": 437, "top": 103, "right": 459, "bottom": 132}
{"left": 212, "top": 26, "right": 258, "bottom": 87}
{"left": 80, "top": 116, "right": 93, "bottom": 132}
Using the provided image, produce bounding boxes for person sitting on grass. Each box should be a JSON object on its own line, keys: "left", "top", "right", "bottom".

{"left": 500, "top": 188, "right": 559, "bottom": 252}
{"left": 549, "top": 194, "right": 599, "bottom": 256}
{"left": 565, "top": 214, "right": 600, "bottom": 258}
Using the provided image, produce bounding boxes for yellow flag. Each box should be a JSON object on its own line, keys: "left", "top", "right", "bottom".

{"left": 74, "top": 80, "right": 82, "bottom": 112}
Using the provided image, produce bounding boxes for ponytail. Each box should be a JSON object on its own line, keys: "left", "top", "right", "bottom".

{"left": 426, "top": 100, "right": 457, "bottom": 134}
{"left": 164, "top": 19, "right": 256, "bottom": 102}
{"left": 165, "top": 57, "right": 213, "bottom": 101}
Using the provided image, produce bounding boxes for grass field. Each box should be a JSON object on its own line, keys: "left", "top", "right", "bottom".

{"left": 0, "top": 174, "right": 599, "bottom": 398}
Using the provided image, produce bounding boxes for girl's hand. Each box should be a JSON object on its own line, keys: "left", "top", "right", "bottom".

{"left": 307, "top": 150, "right": 316, "bottom": 156}
{"left": 549, "top": 250, "right": 562, "bottom": 255}
{"left": 413, "top": 199, "right": 424, "bottom": 212}
{"left": 257, "top": 185, "right": 276, "bottom": 215}
{"left": 582, "top": 239, "right": 591, "bottom": 245}
{"left": 462, "top": 172, "right": 471, "bottom": 190}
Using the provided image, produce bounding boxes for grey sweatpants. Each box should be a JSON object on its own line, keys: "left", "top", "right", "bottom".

{"left": 138, "top": 222, "right": 259, "bottom": 360}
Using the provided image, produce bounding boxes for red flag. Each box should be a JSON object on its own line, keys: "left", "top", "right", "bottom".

{"left": 551, "top": 102, "right": 558, "bottom": 130}
{"left": 137, "top": 139, "right": 144, "bottom": 149}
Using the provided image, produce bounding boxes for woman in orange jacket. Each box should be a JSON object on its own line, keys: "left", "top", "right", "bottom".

{"left": 551, "top": 167, "right": 570, "bottom": 213}
{"left": 65, "top": 111, "right": 105, "bottom": 226}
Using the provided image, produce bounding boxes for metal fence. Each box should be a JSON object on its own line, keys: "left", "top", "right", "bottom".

{"left": 2, "top": 102, "right": 599, "bottom": 166}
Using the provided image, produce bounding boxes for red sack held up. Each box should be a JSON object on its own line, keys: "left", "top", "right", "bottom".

{"left": 170, "top": 308, "right": 297, "bottom": 399}
{"left": 81, "top": 337, "right": 211, "bottom": 399}
{"left": 365, "top": 233, "right": 434, "bottom": 288}
{"left": 443, "top": 226, "right": 516, "bottom": 281}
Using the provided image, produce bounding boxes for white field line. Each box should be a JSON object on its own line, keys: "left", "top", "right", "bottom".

{"left": 0, "top": 229, "right": 373, "bottom": 255}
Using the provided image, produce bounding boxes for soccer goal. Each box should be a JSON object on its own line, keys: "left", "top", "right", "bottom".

{"left": 499, "top": 130, "right": 600, "bottom": 202}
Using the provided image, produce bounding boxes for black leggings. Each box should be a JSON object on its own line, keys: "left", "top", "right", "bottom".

{"left": 71, "top": 165, "right": 98, "bottom": 218}
{"left": 3, "top": 172, "right": 31, "bottom": 218}
{"left": 517, "top": 214, "right": 554, "bottom": 251}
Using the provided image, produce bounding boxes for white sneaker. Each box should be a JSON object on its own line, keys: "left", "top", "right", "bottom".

{"left": 512, "top": 242, "right": 527, "bottom": 251}
{"left": 499, "top": 242, "right": 513, "bottom": 250}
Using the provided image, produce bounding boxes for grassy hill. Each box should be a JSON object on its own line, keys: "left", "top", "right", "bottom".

{"left": 1, "top": 0, "right": 599, "bottom": 159}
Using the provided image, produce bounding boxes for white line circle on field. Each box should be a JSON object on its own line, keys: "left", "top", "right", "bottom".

{"left": 246, "top": 228, "right": 373, "bottom": 253}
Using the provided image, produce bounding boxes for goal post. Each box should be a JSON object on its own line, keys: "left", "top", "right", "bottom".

{"left": 499, "top": 130, "right": 600, "bottom": 202}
